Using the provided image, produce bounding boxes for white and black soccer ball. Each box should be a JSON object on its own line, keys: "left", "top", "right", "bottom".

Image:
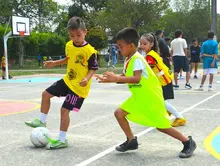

{"left": 30, "top": 127, "right": 51, "bottom": 147}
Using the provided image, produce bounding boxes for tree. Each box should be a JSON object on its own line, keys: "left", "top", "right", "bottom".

{"left": 0, "top": 0, "right": 58, "bottom": 32}
{"left": 85, "top": 27, "right": 108, "bottom": 50}
{"left": 95, "top": 0, "right": 169, "bottom": 37}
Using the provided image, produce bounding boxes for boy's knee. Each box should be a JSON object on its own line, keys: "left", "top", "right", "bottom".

{"left": 42, "top": 90, "right": 51, "bottom": 99}
{"left": 114, "top": 108, "right": 125, "bottom": 119}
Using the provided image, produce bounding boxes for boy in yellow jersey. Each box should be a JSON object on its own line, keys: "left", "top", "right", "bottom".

{"left": 96, "top": 28, "right": 196, "bottom": 158}
{"left": 25, "top": 17, "right": 98, "bottom": 149}
{"left": 1, "top": 55, "right": 12, "bottom": 80}
{"left": 140, "top": 33, "right": 186, "bottom": 127}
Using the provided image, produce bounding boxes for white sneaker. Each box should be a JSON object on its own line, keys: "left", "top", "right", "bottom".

{"left": 208, "top": 87, "right": 213, "bottom": 91}
{"left": 195, "top": 86, "right": 203, "bottom": 91}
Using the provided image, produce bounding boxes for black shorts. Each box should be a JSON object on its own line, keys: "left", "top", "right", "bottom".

{"left": 46, "top": 79, "right": 85, "bottom": 111}
{"left": 2, "top": 67, "right": 5, "bottom": 71}
{"left": 190, "top": 57, "right": 200, "bottom": 63}
{"left": 173, "top": 56, "right": 190, "bottom": 73}
{"left": 162, "top": 82, "right": 174, "bottom": 100}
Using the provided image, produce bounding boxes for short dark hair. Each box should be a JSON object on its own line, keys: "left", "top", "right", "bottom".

{"left": 208, "top": 31, "right": 215, "bottom": 38}
{"left": 192, "top": 38, "right": 197, "bottom": 43}
{"left": 116, "top": 28, "right": 140, "bottom": 47}
{"left": 67, "top": 17, "right": 86, "bottom": 30}
{"left": 164, "top": 37, "right": 170, "bottom": 41}
{"left": 175, "top": 29, "right": 183, "bottom": 38}
{"left": 155, "top": 30, "right": 163, "bottom": 36}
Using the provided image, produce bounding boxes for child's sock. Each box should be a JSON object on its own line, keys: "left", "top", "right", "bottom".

{"left": 200, "top": 84, "right": 203, "bottom": 88}
{"left": 165, "top": 100, "right": 183, "bottom": 119}
{"left": 209, "top": 84, "right": 212, "bottom": 88}
{"left": 39, "top": 112, "right": 47, "bottom": 123}
{"left": 194, "top": 72, "right": 197, "bottom": 76}
{"left": 58, "top": 131, "right": 67, "bottom": 143}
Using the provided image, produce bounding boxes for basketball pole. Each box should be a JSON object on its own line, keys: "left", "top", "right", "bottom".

{"left": 211, "top": 0, "right": 217, "bottom": 40}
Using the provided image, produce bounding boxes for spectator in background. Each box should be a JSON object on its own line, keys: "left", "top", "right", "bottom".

{"left": 105, "top": 49, "right": 111, "bottom": 68}
{"left": 59, "top": 55, "right": 63, "bottom": 67}
{"left": 48, "top": 56, "right": 53, "bottom": 61}
{"left": 111, "top": 45, "right": 118, "bottom": 68}
{"left": 195, "top": 31, "right": 218, "bottom": 91}
{"left": 1, "top": 55, "right": 12, "bottom": 80}
{"left": 190, "top": 39, "right": 201, "bottom": 79}
{"left": 37, "top": 53, "right": 41, "bottom": 67}
{"left": 43, "top": 56, "right": 47, "bottom": 61}
{"left": 171, "top": 29, "right": 191, "bottom": 89}
{"left": 156, "top": 30, "right": 171, "bottom": 68}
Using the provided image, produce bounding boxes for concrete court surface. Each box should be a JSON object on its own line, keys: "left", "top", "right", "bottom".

{"left": 0, "top": 73, "right": 220, "bottom": 166}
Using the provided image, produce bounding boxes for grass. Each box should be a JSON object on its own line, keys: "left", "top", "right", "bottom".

{"left": 9, "top": 56, "right": 124, "bottom": 76}
{"left": 11, "top": 67, "right": 124, "bottom": 77}
{"left": 8, "top": 57, "right": 206, "bottom": 77}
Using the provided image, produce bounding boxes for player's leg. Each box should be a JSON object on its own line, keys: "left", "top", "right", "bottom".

{"left": 25, "top": 79, "right": 67, "bottom": 128}
{"left": 190, "top": 62, "right": 195, "bottom": 75}
{"left": 47, "top": 91, "right": 85, "bottom": 149}
{"left": 157, "top": 127, "right": 196, "bottom": 158}
{"left": 114, "top": 108, "right": 138, "bottom": 152}
{"left": 165, "top": 100, "right": 186, "bottom": 127}
{"left": 184, "top": 57, "right": 192, "bottom": 89}
{"left": 2, "top": 67, "right": 5, "bottom": 79}
{"left": 208, "top": 72, "right": 214, "bottom": 91}
{"left": 173, "top": 57, "right": 180, "bottom": 89}
{"left": 194, "top": 62, "right": 199, "bottom": 78}
{"left": 196, "top": 69, "right": 207, "bottom": 91}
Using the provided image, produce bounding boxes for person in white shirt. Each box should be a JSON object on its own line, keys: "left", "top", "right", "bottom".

{"left": 171, "top": 30, "right": 192, "bottom": 89}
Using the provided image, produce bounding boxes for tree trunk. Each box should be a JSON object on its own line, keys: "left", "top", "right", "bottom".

{"left": 19, "top": 39, "right": 24, "bottom": 68}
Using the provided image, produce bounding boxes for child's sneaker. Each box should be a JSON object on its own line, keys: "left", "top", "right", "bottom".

{"left": 46, "top": 139, "right": 68, "bottom": 150}
{"left": 208, "top": 86, "right": 213, "bottom": 91}
{"left": 2, "top": 76, "right": 5, "bottom": 80}
{"left": 194, "top": 75, "right": 198, "bottom": 79}
{"left": 173, "top": 85, "right": 179, "bottom": 90}
{"left": 116, "top": 136, "right": 138, "bottom": 152}
{"left": 171, "top": 118, "right": 186, "bottom": 127}
{"left": 179, "top": 136, "right": 196, "bottom": 158}
{"left": 185, "top": 83, "right": 192, "bottom": 89}
{"left": 195, "top": 86, "right": 203, "bottom": 91}
{"left": 25, "top": 118, "right": 46, "bottom": 128}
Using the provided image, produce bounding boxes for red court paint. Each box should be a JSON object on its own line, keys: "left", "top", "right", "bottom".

{"left": 0, "top": 101, "right": 40, "bottom": 116}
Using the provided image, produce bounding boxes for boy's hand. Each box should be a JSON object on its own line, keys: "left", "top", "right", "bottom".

{"left": 96, "top": 72, "right": 119, "bottom": 83}
{"left": 44, "top": 61, "right": 56, "bottom": 68}
{"left": 80, "top": 78, "right": 88, "bottom": 87}
{"left": 94, "top": 74, "right": 105, "bottom": 82}
{"left": 213, "top": 55, "right": 217, "bottom": 59}
{"left": 211, "top": 62, "right": 215, "bottom": 67}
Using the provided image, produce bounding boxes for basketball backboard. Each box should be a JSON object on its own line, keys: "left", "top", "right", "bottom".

{"left": 12, "top": 16, "right": 30, "bottom": 36}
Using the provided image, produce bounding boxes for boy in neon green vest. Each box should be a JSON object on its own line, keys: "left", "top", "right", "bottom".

{"left": 96, "top": 28, "right": 196, "bottom": 158}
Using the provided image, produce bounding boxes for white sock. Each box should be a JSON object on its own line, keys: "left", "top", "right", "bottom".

{"left": 58, "top": 131, "right": 67, "bottom": 143}
{"left": 165, "top": 100, "right": 183, "bottom": 119}
{"left": 39, "top": 113, "right": 47, "bottom": 123}
{"left": 195, "top": 72, "right": 197, "bottom": 76}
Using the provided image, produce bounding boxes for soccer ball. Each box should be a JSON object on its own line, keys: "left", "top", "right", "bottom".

{"left": 30, "top": 127, "right": 51, "bottom": 147}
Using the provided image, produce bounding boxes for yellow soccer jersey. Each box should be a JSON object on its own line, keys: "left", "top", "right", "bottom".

{"left": 63, "top": 41, "right": 98, "bottom": 98}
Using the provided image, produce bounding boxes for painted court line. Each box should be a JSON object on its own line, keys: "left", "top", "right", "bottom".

{"left": 76, "top": 91, "right": 220, "bottom": 166}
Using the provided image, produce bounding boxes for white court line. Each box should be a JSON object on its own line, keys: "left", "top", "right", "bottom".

{"left": 76, "top": 91, "right": 220, "bottom": 166}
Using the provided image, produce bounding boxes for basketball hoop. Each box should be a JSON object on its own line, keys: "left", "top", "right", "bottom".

{"left": 19, "top": 31, "right": 25, "bottom": 37}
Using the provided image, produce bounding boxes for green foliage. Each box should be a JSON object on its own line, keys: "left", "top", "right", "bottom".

{"left": 86, "top": 27, "right": 108, "bottom": 50}
{"left": 95, "top": 0, "right": 169, "bottom": 37}
{"left": 24, "top": 32, "right": 65, "bottom": 57}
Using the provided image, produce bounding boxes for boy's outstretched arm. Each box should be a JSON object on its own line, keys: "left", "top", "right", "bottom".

{"left": 44, "top": 57, "right": 68, "bottom": 68}
{"left": 97, "top": 70, "right": 141, "bottom": 84}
